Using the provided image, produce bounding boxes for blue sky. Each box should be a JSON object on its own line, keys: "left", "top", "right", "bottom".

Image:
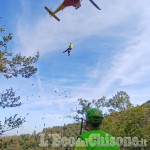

{"left": 1, "top": 0, "right": 150, "bottom": 135}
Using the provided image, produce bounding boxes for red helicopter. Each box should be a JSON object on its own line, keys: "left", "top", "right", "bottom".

{"left": 45, "top": 0, "right": 101, "bottom": 21}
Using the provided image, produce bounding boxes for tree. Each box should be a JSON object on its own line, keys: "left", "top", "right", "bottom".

{"left": 101, "top": 105, "right": 150, "bottom": 149}
{"left": 0, "top": 21, "right": 39, "bottom": 135}
{"left": 73, "top": 91, "right": 134, "bottom": 121}
{"left": 107, "top": 91, "right": 133, "bottom": 112}
{"left": 0, "top": 88, "right": 25, "bottom": 135}
{"left": 0, "top": 25, "right": 39, "bottom": 78}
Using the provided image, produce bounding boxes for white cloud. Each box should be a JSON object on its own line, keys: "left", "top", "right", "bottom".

{"left": 81, "top": 1, "right": 150, "bottom": 102}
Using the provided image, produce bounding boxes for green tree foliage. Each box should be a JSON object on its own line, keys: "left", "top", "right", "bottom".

{"left": 142, "top": 100, "right": 150, "bottom": 106}
{"left": 0, "top": 88, "right": 21, "bottom": 108}
{"left": 73, "top": 91, "right": 133, "bottom": 121}
{"left": 0, "top": 135, "right": 23, "bottom": 150}
{"left": 101, "top": 105, "right": 150, "bottom": 149}
{"left": 108, "top": 91, "right": 133, "bottom": 112}
{"left": 0, "top": 21, "right": 39, "bottom": 136}
{"left": 0, "top": 85, "right": 25, "bottom": 136}
{"left": 0, "top": 114, "right": 25, "bottom": 136}
{"left": 0, "top": 87, "right": 25, "bottom": 136}
{"left": 0, "top": 26, "right": 39, "bottom": 78}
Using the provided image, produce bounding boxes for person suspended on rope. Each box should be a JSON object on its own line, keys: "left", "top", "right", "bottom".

{"left": 74, "top": 108, "right": 120, "bottom": 150}
{"left": 63, "top": 42, "right": 73, "bottom": 56}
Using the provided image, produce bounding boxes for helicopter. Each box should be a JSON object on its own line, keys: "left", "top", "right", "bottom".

{"left": 45, "top": 0, "right": 101, "bottom": 21}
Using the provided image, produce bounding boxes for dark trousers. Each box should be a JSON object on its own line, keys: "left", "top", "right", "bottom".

{"left": 63, "top": 48, "right": 72, "bottom": 56}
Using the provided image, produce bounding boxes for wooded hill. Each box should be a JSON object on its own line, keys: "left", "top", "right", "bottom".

{"left": 0, "top": 103, "right": 149, "bottom": 150}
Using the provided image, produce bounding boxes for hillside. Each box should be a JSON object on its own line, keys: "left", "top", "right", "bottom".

{"left": 0, "top": 104, "right": 149, "bottom": 150}
{"left": 142, "top": 100, "right": 150, "bottom": 106}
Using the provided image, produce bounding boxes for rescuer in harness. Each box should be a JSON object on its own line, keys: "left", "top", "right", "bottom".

{"left": 63, "top": 42, "right": 73, "bottom": 56}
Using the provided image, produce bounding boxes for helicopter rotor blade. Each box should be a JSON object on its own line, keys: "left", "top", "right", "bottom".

{"left": 89, "top": 0, "right": 101, "bottom": 10}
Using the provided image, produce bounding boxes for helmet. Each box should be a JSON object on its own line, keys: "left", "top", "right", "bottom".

{"left": 86, "top": 108, "right": 103, "bottom": 125}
